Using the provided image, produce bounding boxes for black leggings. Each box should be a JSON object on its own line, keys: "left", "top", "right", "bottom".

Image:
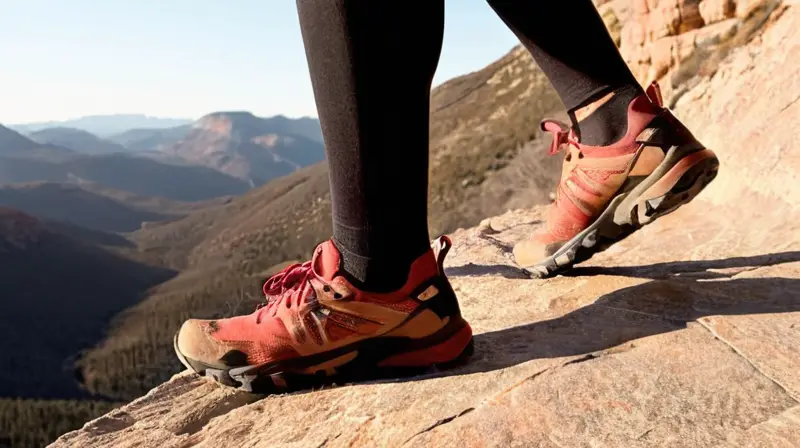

{"left": 296, "top": 0, "right": 641, "bottom": 291}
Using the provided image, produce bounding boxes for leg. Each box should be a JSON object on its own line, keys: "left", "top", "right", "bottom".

{"left": 176, "top": 0, "right": 473, "bottom": 392}
{"left": 487, "top": 0, "right": 642, "bottom": 146}
{"left": 296, "top": 0, "right": 444, "bottom": 292}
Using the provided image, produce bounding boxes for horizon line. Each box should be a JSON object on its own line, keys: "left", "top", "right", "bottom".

{"left": 5, "top": 111, "right": 322, "bottom": 126}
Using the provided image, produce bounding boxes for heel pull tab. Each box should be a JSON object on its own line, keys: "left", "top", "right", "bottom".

{"left": 646, "top": 81, "right": 664, "bottom": 108}
{"left": 432, "top": 235, "right": 452, "bottom": 274}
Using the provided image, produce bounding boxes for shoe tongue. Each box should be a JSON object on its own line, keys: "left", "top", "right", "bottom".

{"left": 312, "top": 240, "right": 342, "bottom": 281}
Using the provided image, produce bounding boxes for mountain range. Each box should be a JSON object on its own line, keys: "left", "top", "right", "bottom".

{"left": 28, "top": 127, "right": 128, "bottom": 155}
{"left": 0, "top": 183, "right": 171, "bottom": 233}
{"left": 106, "top": 125, "right": 192, "bottom": 152}
{"left": 0, "top": 124, "right": 39, "bottom": 152}
{"left": 9, "top": 114, "right": 193, "bottom": 137}
{"left": 0, "top": 112, "right": 326, "bottom": 202}
{"left": 166, "top": 112, "right": 325, "bottom": 185}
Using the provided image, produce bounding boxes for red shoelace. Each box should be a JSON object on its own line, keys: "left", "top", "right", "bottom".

{"left": 262, "top": 261, "right": 313, "bottom": 297}
{"left": 541, "top": 119, "right": 580, "bottom": 155}
{"left": 256, "top": 261, "right": 315, "bottom": 322}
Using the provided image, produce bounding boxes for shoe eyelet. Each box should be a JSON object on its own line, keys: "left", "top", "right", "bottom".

{"left": 578, "top": 152, "right": 584, "bottom": 159}
{"left": 565, "top": 153, "right": 572, "bottom": 162}
{"left": 333, "top": 292, "right": 343, "bottom": 300}
{"left": 323, "top": 285, "right": 332, "bottom": 293}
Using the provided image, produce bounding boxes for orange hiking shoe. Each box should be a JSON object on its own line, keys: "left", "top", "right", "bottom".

{"left": 174, "top": 236, "right": 473, "bottom": 393}
{"left": 514, "top": 82, "right": 719, "bottom": 278}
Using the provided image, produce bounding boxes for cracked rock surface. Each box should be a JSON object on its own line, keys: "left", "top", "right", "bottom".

{"left": 53, "top": 3, "right": 800, "bottom": 447}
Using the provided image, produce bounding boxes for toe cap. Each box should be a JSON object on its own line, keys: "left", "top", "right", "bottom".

{"left": 177, "top": 319, "right": 230, "bottom": 369}
{"left": 513, "top": 235, "right": 563, "bottom": 268}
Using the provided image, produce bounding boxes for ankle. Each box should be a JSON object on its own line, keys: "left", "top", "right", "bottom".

{"left": 572, "top": 84, "right": 643, "bottom": 147}
{"left": 336, "top": 241, "right": 428, "bottom": 293}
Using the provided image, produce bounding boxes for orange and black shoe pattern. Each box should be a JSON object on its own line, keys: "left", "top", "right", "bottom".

{"left": 514, "top": 82, "right": 719, "bottom": 278}
{"left": 174, "top": 236, "right": 473, "bottom": 393}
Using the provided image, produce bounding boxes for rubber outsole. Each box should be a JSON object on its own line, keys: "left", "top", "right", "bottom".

{"left": 174, "top": 318, "right": 474, "bottom": 394}
{"left": 522, "top": 148, "right": 720, "bottom": 279}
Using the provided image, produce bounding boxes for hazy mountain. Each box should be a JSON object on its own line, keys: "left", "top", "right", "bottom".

{"left": 10, "top": 115, "right": 193, "bottom": 137}
{"left": 28, "top": 127, "right": 127, "bottom": 155}
{"left": 164, "top": 112, "right": 325, "bottom": 186}
{"left": 107, "top": 125, "right": 192, "bottom": 152}
{"left": 0, "top": 153, "right": 251, "bottom": 201}
{"left": 0, "top": 182, "right": 170, "bottom": 233}
{"left": 107, "top": 114, "right": 323, "bottom": 153}
{"left": 0, "top": 123, "right": 79, "bottom": 164}
{"left": 0, "top": 124, "right": 39, "bottom": 153}
{"left": 0, "top": 121, "right": 251, "bottom": 205}
{"left": 255, "top": 115, "right": 323, "bottom": 144}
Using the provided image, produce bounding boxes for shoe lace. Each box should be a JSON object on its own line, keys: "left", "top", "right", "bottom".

{"left": 255, "top": 261, "right": 315, "bottom": 323}
{"left": 541, "top": 119, "right": 580, "bottom": 155}
{"left": 262, "top": 261, "right": 313, "bottom": 297}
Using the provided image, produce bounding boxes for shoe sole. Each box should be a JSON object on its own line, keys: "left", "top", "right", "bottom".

{"left": 522, "top": 146, "right": 720, "bottom": 279}
{"left": 174, "top": 316, "right": 474, "bottom": 394}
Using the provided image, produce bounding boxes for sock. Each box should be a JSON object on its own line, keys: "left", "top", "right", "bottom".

{"left": 573, "top": 84, "right": 642, "bottom": 146}
{"left": 333, "top": 236, "right": 427, "bottom": 293}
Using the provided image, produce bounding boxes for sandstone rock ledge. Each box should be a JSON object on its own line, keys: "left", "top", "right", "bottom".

{"left": 54, "top": 4, "right": 800, "bottom": 448}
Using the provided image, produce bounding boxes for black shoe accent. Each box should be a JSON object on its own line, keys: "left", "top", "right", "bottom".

{"left": 218, "top": 349, "right": 248, "bottom": 367}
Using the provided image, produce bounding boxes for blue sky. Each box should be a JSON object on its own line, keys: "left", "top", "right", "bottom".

{"left": 0, "top": 0, "right": 521, "bottom": 124}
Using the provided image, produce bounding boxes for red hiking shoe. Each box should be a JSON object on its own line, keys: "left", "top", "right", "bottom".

{"left": 514, "top": 82, "right": 719, "bottom": 278}
{"left": 174, "top": 236, "right": 473, "bottom": 393}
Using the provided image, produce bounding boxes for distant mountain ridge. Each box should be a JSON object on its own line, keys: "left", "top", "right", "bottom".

{"left": 12, "top": 113, "right": 323, "bottom": 143}
{"left": 0, "top": 113, "right": 325, "bottom": 205}
{"left": 0, "top": 124, "right": 39, "bottom": 153}
{"left": 107, "top": 125, "right": 192, "bottom": 152}
{"left": 10, "top": 114, "right": 193, "bottom": 137}
{"left": 28, "top": 127, "right": 127, "bottom": 155}
{"left": 0, "top": 124, "right": 77, "bottom": 162}
{"left": 0, "top": 153, "right": 251, "bottom": 201}
{"left": 239, "top": 114, "right": 323, "bottom": 144}
{"left": 165, "top": 111, "right": 325, "bottom": 186}
{"left": 107, "top": 113, "right": 323, "bottom": 156}
{"left": 0, "top": 182, "right": 170, "bottom": 233}
{"left": 0, "top": 126, "right": 251, "bottom": 201}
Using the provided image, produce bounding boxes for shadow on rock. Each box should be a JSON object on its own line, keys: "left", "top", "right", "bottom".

{"left": 445, "top": 263, "right": 529, "bottom": 279}
{"left": 450, "top": 257, "right": 800, "bottom": 377}
{"left": 565, "top": 251, "right": 800, "bottom": 280}
{"left": 406, "top": 250, "right": 800, "bottom": 380}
